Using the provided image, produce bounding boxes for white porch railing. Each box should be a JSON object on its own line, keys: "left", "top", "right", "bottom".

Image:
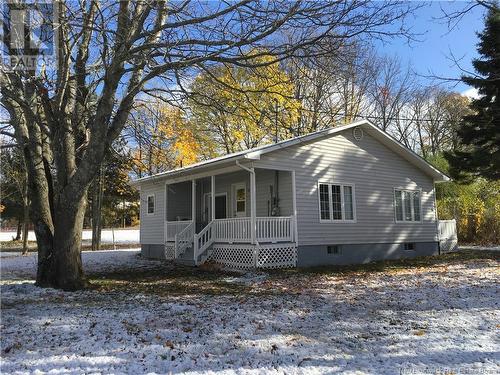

{"left": 212, "top": 216, "right": 294, "bottom": 244}
{"left": 438, "top": 219, "right": 458, "bottom": 253}
{"left": 213, "top": 217, "right": 251, "bottom": 243}
{"left": 175, "top": 221, "right": 195, "bottom": 258}
{"left": 194, "top": 220, "right": 215, "bottom": 264}
{"left": 438, "top": 219, "right": 457, "bottom": 241}
{"left": 166, "top": 220, "right": 192, "bottom": 242}
{"left": 256, "top": 216, "right": 293, "bottom": 243}
{"left": 171, "top": 216, "right": 295, "bottom": 263}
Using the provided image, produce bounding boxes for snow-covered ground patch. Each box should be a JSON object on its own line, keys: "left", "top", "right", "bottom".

{"left": 0, "top": 249, "right": 158, "bottom": 280}
{"left": 1, "top": 251, "right": 499, "bottom": 374}
{"left": 0, "top": 228, "right": 139, "bottom": 244}
{"left": 460, "top": 245, "right": 500, "bottom": 251}
{"left": 0, "top": 252, "right": 21, "bottom": 258}
{"left": 222, "top": 272, "right": 268, "bottom": 285}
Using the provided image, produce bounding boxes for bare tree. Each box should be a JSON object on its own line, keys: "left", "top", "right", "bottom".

{"left": 0, "top": 0, "right": 416, "bottom": 290}
{"left": 286, "top": 40, "right": 378, "bottom": 135}
{"left": 399, "top": 87, "right": 473, "bottom": 158}
{"left": 367, "top": 56, "right": 416, "bottom": 132}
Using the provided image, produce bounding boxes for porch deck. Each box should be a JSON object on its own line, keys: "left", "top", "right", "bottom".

{"left": 162, "top": 167, "right": 298, "bottom": 269}
{"left": 165, "top": 216, "right": 297, "bottom": 269}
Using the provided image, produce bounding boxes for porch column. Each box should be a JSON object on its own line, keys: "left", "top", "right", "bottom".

{"left": 192, "top": 180, "right": 196, "bottom": 228}
{"left": 211, "top": 175, "right": 216, "bottom": 222}
{"left": 164, "top": 183, "right": 168, "bottom": 244}
{"left": 291, "top": 170, "right": 298, "bottom": 244}
{"left": 250, "top": 170, "right": 257, "bottom": 244}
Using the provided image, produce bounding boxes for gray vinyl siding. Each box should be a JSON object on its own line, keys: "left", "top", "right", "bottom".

{"left": 139, "top": 180, "right": 165, "bottom": 245}
{"left": 255, "top": 129, "right": 438, "bottom": 246}
{"left": 255, "top": 169, "right": 293, "bottom": 217}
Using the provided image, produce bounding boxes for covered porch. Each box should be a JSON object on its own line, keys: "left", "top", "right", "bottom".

{"left": 164, "top": 167, "right": 298, "bottom": 268}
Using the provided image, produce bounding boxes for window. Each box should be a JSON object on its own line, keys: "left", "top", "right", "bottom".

{"left": 318, "top": 183, "right": 356, "bottom": 222}
{"left": 343, "top": 186, "right": 354, "bottom": 220}
{"left": 394, "top": 189, "right": 421, "bottom": 222}
{"left": 319, "top": 184, "right": 330, "bottom": 220}
{"left": 147, "top": 195, "right": 155, "bottom": 215}
{"left": 331, "top": 185, "right": 342, "bottom": 220}
{"left": 404, "top": 243, "right": 415, "bottom": 251}
{"left": 327, "top": 245, "right": 342, "bottom": 255}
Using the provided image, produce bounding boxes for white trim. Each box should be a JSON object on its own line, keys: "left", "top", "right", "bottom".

{"left": 163, "top": 183, "right": 168, "bottom": 245}
{"left": 211, "top": 175, "right": 216, "bottom": 222}
{"left": 250, "top": 171, "right": 257, "bottom": 245}
{"left": 164, "top": 183, "right": 168, "bottom": 221}
{"left": 432, "top": 186, "right": 440, "bottom": 241}
{"left": 191, "top": 180, "right": 196, "bottom": 225}
{"left": 291, "top": 170, "right": 298, "bottom": 245}
{"left": 146, "top": 194, "right": 155, "bottom": 215}
{"left": 317, "top": 181, "right": 357, "bottom": 223}
{"left": 393, "top": 187, "right": 423, "bottom": 223}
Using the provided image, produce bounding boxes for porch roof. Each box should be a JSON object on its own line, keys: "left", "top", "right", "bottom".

{"left": 132, "top": 119, "right": 450, "bottom": 185}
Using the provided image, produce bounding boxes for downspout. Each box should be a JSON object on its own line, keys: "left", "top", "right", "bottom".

{"left": 433, "top": 180, "right": 441, "bottom": 255}
{"left": 236, "top": 160, "right": 253, "bottom": 174}
{"left": 236, "top": 160, "right": 260, "bottom": 268}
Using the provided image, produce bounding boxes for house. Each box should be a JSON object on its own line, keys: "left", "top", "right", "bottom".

{"left": 133, "top": 120, "right": 458, "bottom": 269}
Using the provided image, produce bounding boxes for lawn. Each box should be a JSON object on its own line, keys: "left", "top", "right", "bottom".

{"left": 1, "top": 249, "right": 499, "bottom": 374}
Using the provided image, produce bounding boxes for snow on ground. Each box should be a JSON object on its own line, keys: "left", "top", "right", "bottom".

{"left": 0, "top": 249, "right": 155, "bottom": 280}
{"left": 461, "top": 245, "right": 500, "bottom": 251}
{"left": 0, "top": 229, "right": 139, "bottom": 244}
{"left": 1, "top": 251, "right": 499, "bottom": 374}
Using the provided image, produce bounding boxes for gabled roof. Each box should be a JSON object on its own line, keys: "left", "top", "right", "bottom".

{"left": 133, "top": 119, "right": 450, "bottom": 184}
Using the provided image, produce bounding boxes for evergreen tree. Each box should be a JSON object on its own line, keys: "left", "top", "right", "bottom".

{"left": 446, "top": 4, "right": 500, "bottom": 181}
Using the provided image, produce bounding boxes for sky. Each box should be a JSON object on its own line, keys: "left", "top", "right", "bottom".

{"left": 375, "top": 1, "right": 487, "bottom": 97}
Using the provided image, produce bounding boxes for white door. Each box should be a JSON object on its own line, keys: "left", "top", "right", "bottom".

{"left": 232, "top": 183, "right": 246, "bottom": 217}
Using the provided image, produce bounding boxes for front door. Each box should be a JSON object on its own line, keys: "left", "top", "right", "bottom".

{"left": 215, "top": 195, "right": 227, "bottom": 219}
{"left": 232, "top": 182, "right": 247, "bottom": 217}
{"left": 204, "top": 193, "right": 228, "bottom": 220}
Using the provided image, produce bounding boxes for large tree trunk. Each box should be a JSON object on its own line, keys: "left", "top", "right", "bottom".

{"left": 34, "top": 220, "right": 55, "bottom": 287}
{"left": 51, "top": 189, "right": 89, "bottom": 290}
{"left": 25, "top": 150, "right": 90, "bottom": 290}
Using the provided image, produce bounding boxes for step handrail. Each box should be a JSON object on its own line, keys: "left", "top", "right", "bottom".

{"left": 193, "top": 220, "right": 215, "bottom": 265}
{"left": 174, "top": 221, "right": 195, "bottom": 258}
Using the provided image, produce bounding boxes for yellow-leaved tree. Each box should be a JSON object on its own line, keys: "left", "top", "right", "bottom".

{"left": 189, "top": 51, "right": 301, "bottom": 155}
{"left": 127, "top": 101, "right": 201, "bottom": 177}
